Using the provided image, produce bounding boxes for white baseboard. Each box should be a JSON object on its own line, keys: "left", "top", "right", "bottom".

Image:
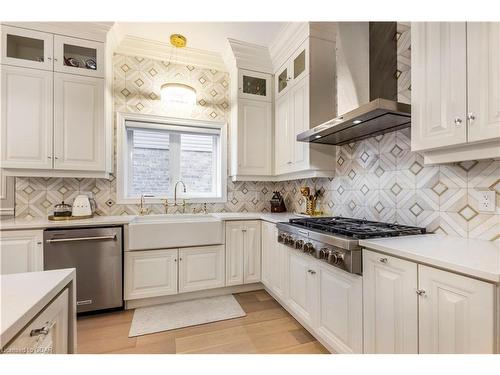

{"left": 125, "top": 283, "right": 264, "bottom": 310}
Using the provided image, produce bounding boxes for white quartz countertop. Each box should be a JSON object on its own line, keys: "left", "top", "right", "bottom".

{"left": 0, "top": 269, "right": 76, "bottom": 348}
{"left": 360, "top": 235, "right": 500, "bottom": 283}
{"left": 0, "top": 212, "right": 298, "bottom": 230}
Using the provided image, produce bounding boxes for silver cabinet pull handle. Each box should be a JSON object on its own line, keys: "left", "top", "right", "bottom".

{"left": 467, "top": 112, "right": 476, "bottom": 122}
{"left": 454, "top": 118, "right": 463, "bottom": 127}
{"left": 416, "top": 289, "right": 426, "bottom": 296}
{"left": 46, "top": 235, "right": 116, "bottom": 243}
{"left": 30, "top": 327, "right": 49, "bottom": 337}
{"left": 379, "top": 257, "right": 388, "bottom": 263}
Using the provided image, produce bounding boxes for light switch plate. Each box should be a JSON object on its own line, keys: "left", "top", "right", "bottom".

{"left": 478, "top": 190, "right": 496, "bottom": 213}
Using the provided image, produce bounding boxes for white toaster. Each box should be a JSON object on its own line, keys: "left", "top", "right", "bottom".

{"left": 72, "top": 194, "right": 93, "bottom": 217}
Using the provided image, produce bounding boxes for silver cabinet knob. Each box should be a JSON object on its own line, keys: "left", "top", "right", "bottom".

{"left": 416, "top": 289, "right": 426, "bottom": 296}
{"left": 47, "top": 156, "right": 52, "bottom": 159}
{"left": 379, "top": 257, "right": 388, "bottom": 263}
{"left": 47, "top": 57, "right": 52, "bottom": 61}
{"left": 454, "top": 118, "right": 463, "bottom": 127}
{"left": 467, "top": 112, "right": 476, "bottom": 122}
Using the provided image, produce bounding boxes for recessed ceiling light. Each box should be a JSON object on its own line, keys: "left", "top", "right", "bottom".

{"left": 353, "top": 120, "right": 363, "bottom": 124}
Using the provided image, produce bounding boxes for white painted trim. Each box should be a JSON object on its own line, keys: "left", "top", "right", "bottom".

{"left": 115, "top": 35, "right": 226, "bottom": 72}
{"left": 116, "top": 112, "right": 227, "bottom": 205}
{"left": 423, "top": 139, "right": 500, "bottom": 164}
{"left": 2, "top": 169, "right": 110, "bottom": 179}
{"left": 125, "top": 282, "right": 263, "bottom": 309}
{"left": 1, "top": 22, "right": 113, "bottom": 43}
{"left": 231, "top": 169, "right": 335, "bottom": 182}
{"left": 224, "top": 38, "right": 273, "bottom": 74}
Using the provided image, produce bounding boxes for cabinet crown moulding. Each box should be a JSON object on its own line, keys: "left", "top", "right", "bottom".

{"left": 223, "top": 38, "right": 273, "bottom": 74}
{"left": 269, "top": 22, "right": 336, "bottom": 71}
{"left": 115, "top": 35, "right": 226, "bottom": 71}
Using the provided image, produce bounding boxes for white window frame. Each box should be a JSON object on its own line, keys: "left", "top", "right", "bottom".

{"left": 116, "top": 112, "right": 227, "bottom": 204}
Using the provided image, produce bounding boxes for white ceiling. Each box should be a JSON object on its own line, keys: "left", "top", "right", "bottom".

{"left": 116, "top": 22, "right": 286, "bottom": 54}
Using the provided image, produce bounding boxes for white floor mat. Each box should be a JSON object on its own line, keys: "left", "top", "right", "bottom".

{"left": 128, "top": 294, "right": 246, "bottom": 337}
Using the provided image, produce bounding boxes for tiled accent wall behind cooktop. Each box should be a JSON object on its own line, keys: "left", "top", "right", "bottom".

{"left": 13, "top": 24, "right": 500, "bottom": 242}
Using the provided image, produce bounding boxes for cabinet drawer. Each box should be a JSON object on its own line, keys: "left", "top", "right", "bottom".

{"left": 5, "top": 288, "right": 68, "bottom": 354}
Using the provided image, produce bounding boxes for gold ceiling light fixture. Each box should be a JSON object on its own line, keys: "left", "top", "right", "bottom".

{"left": 161, "top": 33, "right": 197, "bottom": 108}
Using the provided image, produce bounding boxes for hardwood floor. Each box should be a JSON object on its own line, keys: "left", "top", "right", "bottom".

{"left": 77, "top": 290, "right": 329, "bottom": 354}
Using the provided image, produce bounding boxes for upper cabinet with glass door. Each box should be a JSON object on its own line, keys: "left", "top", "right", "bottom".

{"left": 237, "top": 69, "right": 272, "bottom": 102}
{"left": 275, "top": 39, "right": 309, "bottom": 98}
{"left": 1, "top": 26, "right": 54, "bottom": 71}
{"left": 54, "top": 35, "right": 104, "bottom": 78}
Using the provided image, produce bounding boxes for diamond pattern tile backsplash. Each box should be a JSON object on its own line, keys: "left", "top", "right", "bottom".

{"left": 13, "top": 25, "right": 500, "bottom": 242}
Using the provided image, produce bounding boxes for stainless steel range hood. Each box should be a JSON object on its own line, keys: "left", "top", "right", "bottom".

{"left": 297, "top": 22, "right": 411, "bottom": 146}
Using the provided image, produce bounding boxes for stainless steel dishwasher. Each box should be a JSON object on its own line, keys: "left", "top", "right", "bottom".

{"left": 44, "top": 227, "right": 123, "bottom": 313}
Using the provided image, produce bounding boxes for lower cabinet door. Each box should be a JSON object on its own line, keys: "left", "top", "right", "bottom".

{"left": 418, "top": 265, "right": 495, "bottom": 354}
{"left": 178, "top": 246, "right": 225, "bottom": 293}
{"left": 243, "top": 221, "right": 261, "bottom": 284}
{"left": 124, "top": 249, "right": 178, "bottom": 300}
{"left": 225, "top": 222, "right": 244, "bottom": 286}
{"left": 271, "top": 242, "right": 287, "bottom": 300}
{"left": 0, "top": 230, "right": 43, "bottom": 274}
{"left": 6, "top": 288, "right": 68, "bottom": 354}
{"left": 260, "top": 222, "right": 275, "bottom": 287}
{"left": 316, "top": 262, "right": 363, "bottom": 354}
{"left": 362, "top": 250, "right": 418, "bottom": 354}
{"left": 287, "top": 250, "right": 316, "bottom": 328}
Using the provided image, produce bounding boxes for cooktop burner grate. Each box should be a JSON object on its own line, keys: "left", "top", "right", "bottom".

{"left": 288, "top": 217, "right": 426, "bottom": 239}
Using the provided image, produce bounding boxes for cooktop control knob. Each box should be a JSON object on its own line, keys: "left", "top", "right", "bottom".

{"left": 303, "top": 242, "right": 314, "bottom": 254}
{"left": 277, "top": 234, "right": 285, "bottom": 243}
{"left": 295, "top": 239, "right": 304, "bottom": 250}
{"left": 319, "top": 248, "right": 329, "bottom": 260}
{"left": 329, "top": 251, "right": 345, "bottom": 265}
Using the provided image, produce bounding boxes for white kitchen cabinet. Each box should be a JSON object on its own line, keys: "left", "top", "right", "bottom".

{"left": 411, "top": 22, "right": 467, "bottom": 151}
{"left": 362, "top": 250, "right": 418, "bottom": 354}
{"left": 275, "top": 39, "right": 309, "bottom": 99}
{"left": 261, "top": 221, "right": 276, "bottom": 287}
{"left": 273, "top": 44, "right": 336, "bottom": 178}
{"left": 54, "top": 35, "right": 104, "bottom": 78}
{"left": 53, "top": 73, "right": 105, "bottom": 171}
{"left": 0, "top": 230, "right": 43, "bottom": 275}
{"left": 274, "top": 93, "right": 293, "bottom": 174}
{"left": 124, "top": 249, "right": 178, "bottom": 300}
{"left": 270, "top": 242, "right": 288, "bottom": 300}
{"left": 225, "top": 221, "right": 261, "bottom": 286}
{"left": 0, "top": 24, "right": 110, "bottom": 177}
{"left": 225, "top": 222, "right": 244, "bottom": 286}
{"left": 5, "top": 288, "right": 69, "bottom": 354}
{"left": 412, "top": 22, "right": 500, "bottom": 162}
{"left": 178, "top": 246, "right": 224, "bottom": 293}
{"left": 316, "top": 261, "right": 363, "bottom": 354}
{"left": 289, "top": 76, "right": 309, "bottom": 171}
{"left": 237, "top": 69, "right": 271, "bottom": 102}
{"left": 232, "top": 98, "right": 272, "bottom": 177}
{"left": 467, "top": 22, "right": 500, "bottom": 143}
{"left": 287, "top": 250, "right": 317, "bottom": 328}
{"left": 1, "top": 25, "right": 54, "bottom": 71}
{"left": 1, "top": 65, "right": 53, "bottom": 169}
{"left": 418, "top": 265, "right": 495, "bottom": 354}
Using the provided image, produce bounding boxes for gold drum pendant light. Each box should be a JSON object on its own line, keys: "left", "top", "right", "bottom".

{"left": 161, "top": 34, "right": 197, "bottom": 107}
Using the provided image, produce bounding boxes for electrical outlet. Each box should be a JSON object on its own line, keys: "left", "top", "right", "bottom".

{"left": 478, "top": 190, "right": 496, "bottom": 213}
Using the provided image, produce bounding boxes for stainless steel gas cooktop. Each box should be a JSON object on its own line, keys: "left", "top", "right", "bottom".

{"left": 277, "top": 217, "right": 426, "bottom": 275}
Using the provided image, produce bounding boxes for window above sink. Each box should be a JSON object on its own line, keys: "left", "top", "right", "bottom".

{"left": 116, "top": 112, "right": 227, "bottom": 204}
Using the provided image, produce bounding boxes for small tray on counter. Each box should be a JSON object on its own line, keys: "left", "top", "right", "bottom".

{"left": 48, "top": 215, "right": 94, "bottom": 221}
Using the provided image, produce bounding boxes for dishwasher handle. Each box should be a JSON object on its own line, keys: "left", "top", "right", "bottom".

{"left": 45, "top": 234, "right": 117, "bottom": 244}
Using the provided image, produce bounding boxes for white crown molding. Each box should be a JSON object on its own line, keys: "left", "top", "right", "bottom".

{"left": 268, "top": 22, "right": 337, "bottom": 73}
{"left": 223, "top": 38, "right": 273, "bottom": 73}
{"left": 268, "top": 22, "right": 309, "bottom": 72}
{"left": 115, "top": 35, "right": 226, "bottom": 72}
{"left": 1, "top": 22, "right": 114, "bottom": 42}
